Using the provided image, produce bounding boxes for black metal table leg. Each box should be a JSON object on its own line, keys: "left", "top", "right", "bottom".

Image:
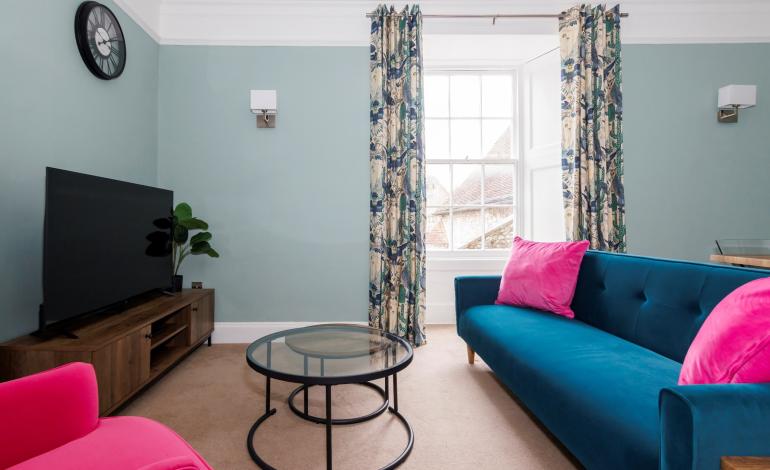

{"left": 247, "top": 375, "right": 278, "bottom": 470}
{"left": 393, "top": 373, "right": 398, "bottom": 412}
{"left": 326, "top": 384, "right": 332, "bottom": 470}
{"left": 288, "top": 382, "right": 388, "bottom": 425}
{"left": 385, "top": 346, "right": 390, "bottom": 400}
{"left": 265, "top": 376, "right": 271, "bottom": 414}
{"left": 303, "top": 356, "right": 309, "bottom": 414}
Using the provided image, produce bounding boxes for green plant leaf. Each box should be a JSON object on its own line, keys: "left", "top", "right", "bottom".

{"left": 190, "top": 231, "right": 212, "bottom": 244}
{"left": 174, "top": 202, "right": 192, "bottom": 220}
{"left": 179, "top": 217, "right": 208, "bottom": 230}
{"left": 207, "top": 248, "right": 220, "bottom": 258}
{"left": 173, "top": 225, "right": 189, "bottom": 244}
{"left": 191, "top": 241, "right": 211, "bottom": 254}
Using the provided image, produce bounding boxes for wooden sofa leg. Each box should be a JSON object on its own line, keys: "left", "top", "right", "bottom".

{"left": 467, "top": 345, "right": 475, "bottom": 365}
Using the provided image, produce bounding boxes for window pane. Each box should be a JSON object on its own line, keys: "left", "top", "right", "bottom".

{"left": 453, "top": 164, "right": 482, "bottom": 205}
{"left": 425, "top": 119, "right": 449, "bottom": 158}
{"left": 427, "top": 207, "right": 450, "bottom": 250}
{"left": 450, "top": 119, "right": 481, "bottom": 159}
{"left": 425, "top": 75, "right": 449, "bottom": 118}
{"left": 482, "top": 75, "right": 514, "bottom": 117}
{"left": 426, "top": 164, "right": 451, "bottom": 205}
{"left": 484, "top": 207, "right": 515, "bottom": 249}
{"left": 450, "top": 75, "right": 481, "bottom": 117}
{"left": 482, "top": 120, "right": 512, "bottom": 159}
{"left": 483, "top": 164, "right": 515, "bottom": 204}
{"left": 453, "top": 208, "right": 482, "bottom": 250}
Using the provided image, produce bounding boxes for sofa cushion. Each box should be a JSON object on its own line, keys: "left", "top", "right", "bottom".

{"left": 495, "top": 237, "right": 589, "bottom": 318}
{"left": 8, "top": 417, "right": 211, "bottom": 470}
{"left": 460, "top": 304, "right": 681, "bottom": 470}
{"left": 680, "top": 277, "right": 770, "bottom": 385}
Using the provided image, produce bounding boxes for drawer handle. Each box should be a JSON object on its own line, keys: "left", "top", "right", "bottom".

{"left": 192, "top": 307, "right": 198, "bottom": 312}
{"left": 145, "top": 333, "right": 153, "bottom": 340}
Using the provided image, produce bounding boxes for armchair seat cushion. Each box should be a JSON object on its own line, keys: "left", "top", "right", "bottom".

{"left": 460, "top": 304, "right": 681, "bottom": 469}
{"left": 8, "top": 417, "right": 211, "bottom": 470}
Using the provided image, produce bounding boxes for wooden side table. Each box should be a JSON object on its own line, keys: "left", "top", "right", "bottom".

{"left": 722, "top": 457, "right": 770, "bottom": 470}
{"left": 710, "top": 254, "right": 770, "bottom": 269}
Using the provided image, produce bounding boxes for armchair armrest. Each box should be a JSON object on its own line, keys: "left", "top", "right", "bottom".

{"left": 454, "top": 275, "right": 501, "bottom": 333}
{"left": 659, "top": 383, "right": 770, "bottom": 470}
{"left": 0, "top": 362, "right": 99, "bottom": 468}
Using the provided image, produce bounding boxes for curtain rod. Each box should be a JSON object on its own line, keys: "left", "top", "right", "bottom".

{"left": 365, "top": 12, "right": 629, "bottom": 19}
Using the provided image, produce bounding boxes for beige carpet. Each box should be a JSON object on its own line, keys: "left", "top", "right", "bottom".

{"left": 120, "top": 325, "right": 579, "bottom": 470}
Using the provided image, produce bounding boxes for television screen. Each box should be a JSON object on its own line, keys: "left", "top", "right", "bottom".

{"left": 42, "top": 168, "right": 173, "bottom": 329}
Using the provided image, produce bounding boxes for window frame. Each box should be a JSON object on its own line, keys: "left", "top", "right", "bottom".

{"left": 424, "top": 68, "right": 523, "bottom": 258}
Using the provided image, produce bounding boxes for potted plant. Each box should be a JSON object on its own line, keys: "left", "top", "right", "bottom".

{"left": 171, "top": 202, "right": 219, "bottom": 292}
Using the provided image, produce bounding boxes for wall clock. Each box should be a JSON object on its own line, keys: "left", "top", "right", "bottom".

{"left": 74, "top": 1, "right": 126, "bottom": 80}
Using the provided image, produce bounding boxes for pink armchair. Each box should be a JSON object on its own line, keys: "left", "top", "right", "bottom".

{"left": 0, "top": 362, "right": 211, "bottom": 470}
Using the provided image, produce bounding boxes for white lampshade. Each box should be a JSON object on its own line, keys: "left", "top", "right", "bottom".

{"left": 718, "top": 85, "right": 756, "bottom": 109}
{"left": 250, "top": 90, "right": 277, "bottom": 113}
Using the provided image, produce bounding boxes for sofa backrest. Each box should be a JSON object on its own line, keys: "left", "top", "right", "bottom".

{"left": 571, "top": 251, "right": 768, "bottom": 363}
{"left": 0, "top": 362, "right": 99, "bottom": 468}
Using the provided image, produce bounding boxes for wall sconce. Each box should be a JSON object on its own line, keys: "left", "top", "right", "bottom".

{"left": 717, "top": 85, "right": 756, "bottom": 123}
{"left": 250, "top": 90, "right": 277, "bottom": 128}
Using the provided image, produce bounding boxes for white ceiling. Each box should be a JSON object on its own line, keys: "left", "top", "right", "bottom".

{"left": 114, "top": 0, "right": 770, "bottom": 46}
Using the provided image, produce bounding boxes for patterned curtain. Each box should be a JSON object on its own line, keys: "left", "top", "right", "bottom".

{"left": 559, "top": 4, "right": 626, "bottom": 252}
{"left": 369, "top": 4, "right": 426, "bottom": 346}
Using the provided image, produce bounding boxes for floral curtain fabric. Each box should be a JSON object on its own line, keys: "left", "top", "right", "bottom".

{"left": 559, "top": 4, "right": 626, "bottom": 252}
{"left": 369, "top": 4, "right": 426, "bottom": 346}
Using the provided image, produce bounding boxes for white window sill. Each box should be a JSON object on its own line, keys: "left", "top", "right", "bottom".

{"left": 426, "top": 256, "right": 508, "bottom": 272}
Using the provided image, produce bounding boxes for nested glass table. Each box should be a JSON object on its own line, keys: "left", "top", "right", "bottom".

{"left": 245, "top": 324, "right": 414, "bottom": 470}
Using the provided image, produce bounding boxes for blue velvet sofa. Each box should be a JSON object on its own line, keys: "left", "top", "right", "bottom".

{"left": 455, "top": 251, "right": 770, "bottom": 470}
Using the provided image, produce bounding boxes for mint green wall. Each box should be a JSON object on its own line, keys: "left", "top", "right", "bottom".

{"left": 0, "top": 0, "right": 159, "bottom": 341}
{"left": 157, "top": 46, "right": 370, "bottom": 323}
{"left": 623, "top": 43, "right": 770, "bottom": 262}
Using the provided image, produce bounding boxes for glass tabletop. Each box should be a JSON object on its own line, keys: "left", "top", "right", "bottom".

{"left": 245, "top": 324, "right": 413, "bottom": 385}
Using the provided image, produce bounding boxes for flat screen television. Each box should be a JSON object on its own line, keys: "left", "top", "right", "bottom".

{"left": 42, "top": 168, "right": 173, "bottom": 331}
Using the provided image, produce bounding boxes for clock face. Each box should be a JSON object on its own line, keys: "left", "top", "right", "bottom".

{"left": 74, "top": 2, "right": 126, "bottom": 80}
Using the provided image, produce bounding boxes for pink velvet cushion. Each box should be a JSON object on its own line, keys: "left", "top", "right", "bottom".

{"left": 679, "top": 277, "right": 770, "bottom": 385}
{"left": 495, "top": 237, "right": 590, "bottom": 318}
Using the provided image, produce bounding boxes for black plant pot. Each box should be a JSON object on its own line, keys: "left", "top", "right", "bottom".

{"left": 172, "top": 275, "right": 183, "bottom": 293}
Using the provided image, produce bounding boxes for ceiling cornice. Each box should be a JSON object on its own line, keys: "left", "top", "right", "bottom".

{"left": 114, "top": 0, "right": 770, "bottom": 46}
{"left": 113, "top": 0, "right": 161, "bottom": 43}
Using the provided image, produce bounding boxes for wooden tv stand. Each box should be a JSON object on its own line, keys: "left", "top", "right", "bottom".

{"left": 0, "top": 289, "right": 214, "bottom": 415}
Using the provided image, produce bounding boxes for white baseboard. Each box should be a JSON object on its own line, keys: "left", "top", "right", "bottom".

{"left": 211, "top": 318, "right": 455, "bottom": 344}
{"left": 427, "top": 302, "right": 457, "bottom": 324}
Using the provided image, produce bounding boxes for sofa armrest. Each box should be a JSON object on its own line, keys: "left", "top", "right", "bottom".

{"left": 454, "top": 275, "right": 501, "bottom": 331}
{"left": 659, "top": 383, "right": 770, "bottom": 470}
{"left": 0, "top": 362, "right": 100, "bottom": 468}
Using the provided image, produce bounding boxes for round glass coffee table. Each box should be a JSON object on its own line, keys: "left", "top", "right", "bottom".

{"left": 245, "top": 324, "right": 414, "bottom": 470}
